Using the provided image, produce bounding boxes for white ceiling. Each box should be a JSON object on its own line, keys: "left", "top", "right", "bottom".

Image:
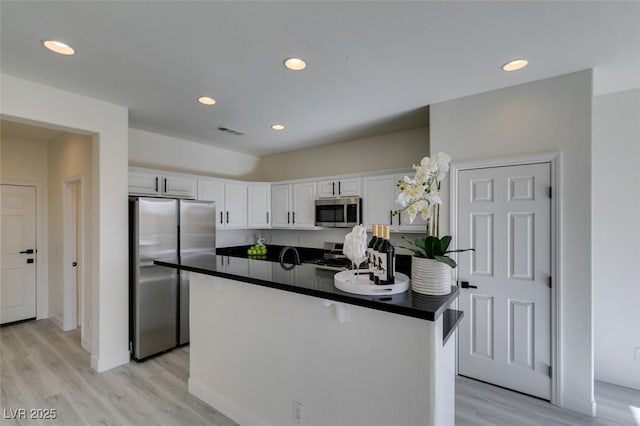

{"left": 1, "top": 1, "right": 638, "bottom": 156}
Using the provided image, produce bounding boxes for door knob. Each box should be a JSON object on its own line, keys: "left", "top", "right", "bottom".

{"left": 459, "top": 281, "right": 478, "bottom": 289}
{"left": 72, "top": 262, "right": 78, "bottom": 267}
{"left": 20, "top": 249, "right": 34, "bottom": 254}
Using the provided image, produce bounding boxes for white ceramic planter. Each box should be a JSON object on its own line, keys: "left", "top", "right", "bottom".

{"left": 411, "top": 257, "right": 452, "bottom": 295}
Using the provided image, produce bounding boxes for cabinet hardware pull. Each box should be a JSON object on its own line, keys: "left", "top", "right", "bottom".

{"left": 338, "top": 181, "right": 341, "bottom": 194}
{"left": 226, "top": 211, "right": 229, "bottom": 223}
{"left": 164, "top": 178, "right": 167, "bottom": 193}
{"left": 389, "top": 210, "right": 392, "bottom": 225}
{"left": 288, "top": 212, "right": 290, "bottom": 224}
{"left": 266, "top": 212, "right": 269, "bottom": 224}
{"left": 398, "top": 213, "right": 401, "bottom": 226}
{"left": 220, "top": 212, "right": 223, "bottom": 224}
{"left": 19, "top": 249, "right": 34, "bottom": 254}
{"left": 293, "top": 212, "right": 296, "bottom": 224}
{"left": 332, "top": 182, "right": 335, "bottom": 196}
{"left": 27, "top": 259, "right": 34, "bottom": 264}
{"left": 155, "top": 177, "right": 159, "bottom": 192}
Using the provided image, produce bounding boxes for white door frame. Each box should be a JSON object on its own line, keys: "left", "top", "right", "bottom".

{"left": 62, "top": 177, "right": 85, "bottom": 344}
{"left": 450, "top": 152, "right": 562, "bottom": 407}
{"left": 0, "top": 180, "right": 47, "bottom": 320}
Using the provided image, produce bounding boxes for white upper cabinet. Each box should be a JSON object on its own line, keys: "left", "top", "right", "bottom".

{"left": 197, "top": 179, "right": 225, "bottom": 227}
{"left": 316, "top": 177, "right": 361, "bottom": 198}
{"left": 271, "top": 184, "right": 292, "bottom": 228}
{"left": 271, "top": 182, "right": 316, "bottom": 229}
{"left": 129, "top": 172, "right": 160, "bottom": 196}
{"left": 197, "top": 179, "right": 247, "bottom": 229}
{"left": 362, "top": 174, "right": 396, "bottom": 229}
{"left": 161, "top": 176, "right": 196, "bottom": 198}
{"left": 292, "top": 182, "right": 316, "bottom": 228}
{"left": 129, "top": 171, "right": 195, "bottom": 198}
{"left": 224, "top": 182, "right": 248, "bottom": 229}
{"left": 247, "top": 183, "right": 271, "bottom": 229}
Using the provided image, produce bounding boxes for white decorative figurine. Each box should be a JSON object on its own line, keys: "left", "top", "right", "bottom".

{"left": 342, "top": 224, "right": 368, "bottom": 280}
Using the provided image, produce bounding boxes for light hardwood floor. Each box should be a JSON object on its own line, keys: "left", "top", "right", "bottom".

{"left": 1, "top": 320, "right": 638, "bottom": 426}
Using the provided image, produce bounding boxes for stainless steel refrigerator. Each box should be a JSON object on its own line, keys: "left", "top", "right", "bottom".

{"left": 129, "top": 197, "right": 215, "bottom": 360}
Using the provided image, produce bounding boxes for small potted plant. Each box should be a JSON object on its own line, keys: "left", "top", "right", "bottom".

{"left": 394, "top": 153, "right": 474, "bottom": 295}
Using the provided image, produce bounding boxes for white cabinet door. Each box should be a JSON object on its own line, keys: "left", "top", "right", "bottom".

{"left": 162, "top": 176, "right": 196, "bottom": 198}
{"left": 316, "top": 180, "right": 337, "bottom": 198}
{"left": 292, "top": 182, "right": 316, "bottom": 228}
{"left": 271, "top": 184, "right": 292, "bottom": 228}
{"left": 247, "top": 184, "right": 271, "bottom": 228}
{"left": 197, "top": 180, "right": 226, "bottom": 227}
{"left": 129, "top": 172, "right": 160, "bottom": 196}
{"left": 394, "top": 173, "right": 428, "bottom": 232}
{"left": 362, "top": 175, "right": 395, "bottom": 230}
{"left": 224, "top": 183, "right": 248, "bottom": 229}
{"left": 316, "top": 178, "right": 361, "bottom": 198}
{"left": 337, "top": 178, "right": 361, "bottom": 197}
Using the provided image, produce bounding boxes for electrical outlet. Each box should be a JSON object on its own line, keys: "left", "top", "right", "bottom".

{"left": 635, "top": 347, "right": 640, "bottom": 363}
{"left": 292, "top": 401, "right": 303, "bottom": 425}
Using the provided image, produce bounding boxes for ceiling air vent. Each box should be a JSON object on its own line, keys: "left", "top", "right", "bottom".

{"left": 217, "top": 126, "right": 244, "bottom": 136}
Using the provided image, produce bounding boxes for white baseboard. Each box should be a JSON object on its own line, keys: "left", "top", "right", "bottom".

{"left": 90, "top": 350, "right": 130, "bottom": 372}
{"left": 188, "top": 377, "right": 267, "bottom": 426}
{"left": 49, "top": 315, "right": 63, "bottom": 330}
{"left": 562, "top": 393, "right": 597, "bottom": 417}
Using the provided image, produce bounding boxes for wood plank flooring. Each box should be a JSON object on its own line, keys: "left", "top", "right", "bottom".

{"left": 0, "top": 320, "right": 236, "bottom": 426}
{"left": 1, "top": 319, "right": 638, "bottom": 425}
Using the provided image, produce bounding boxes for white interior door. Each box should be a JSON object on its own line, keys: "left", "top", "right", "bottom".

{"left": 1, "top": 185, "right": 37, "bottom": 324}
{"left": 457, "top": 162, "right": 551, "bottom": 400}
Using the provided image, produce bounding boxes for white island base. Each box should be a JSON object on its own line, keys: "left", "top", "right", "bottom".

{"left": 188, "top": 272, "right": 456, "bottom": 426}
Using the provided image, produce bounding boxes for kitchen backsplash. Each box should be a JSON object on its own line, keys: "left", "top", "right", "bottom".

{"left": 217, "top": 228, "right": 415, "bottom": 255}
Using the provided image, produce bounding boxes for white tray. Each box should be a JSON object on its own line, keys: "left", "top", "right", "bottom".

{"left": 334, "top": 270, "right": 410, "bottom": 295}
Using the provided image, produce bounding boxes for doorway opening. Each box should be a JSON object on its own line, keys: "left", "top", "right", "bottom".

{"left": 62, "top": 178, "right": 85, "bottom": 348}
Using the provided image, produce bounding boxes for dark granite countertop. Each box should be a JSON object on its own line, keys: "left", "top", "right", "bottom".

{"left": 155, "top": 253, "right": 459, "bottom": 322}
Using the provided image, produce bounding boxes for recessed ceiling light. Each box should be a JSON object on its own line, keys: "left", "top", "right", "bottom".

{"left": 42, "top": 40, "right": 75, "bottom": 55}
{"left": 198, "top": 96, "right": 216, "bottom": 106}
{"left": 283, "top": 57, "right": 306, "bottom": 71}
{"left": 502, "top": 59, "right": 529, "bottom": 72}
{"left": 271, "top": 124, "right": 286, "bottom": 130}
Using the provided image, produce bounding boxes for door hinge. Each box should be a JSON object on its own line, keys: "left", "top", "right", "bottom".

{"left": 548, "top": 276, "right": 552, "bottom": 288}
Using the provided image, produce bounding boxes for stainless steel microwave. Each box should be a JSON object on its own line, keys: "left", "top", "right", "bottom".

{"left": 315, "top": 197, "right": 362, "bottom": 228}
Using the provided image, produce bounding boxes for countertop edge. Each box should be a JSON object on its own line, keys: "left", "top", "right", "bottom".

{"left": 155, "top": 258, "right": 459, "bottom": 322}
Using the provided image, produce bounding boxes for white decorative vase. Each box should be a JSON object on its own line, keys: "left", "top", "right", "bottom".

{"left": 411, "top": 257, "right": 452, "bottom": 296}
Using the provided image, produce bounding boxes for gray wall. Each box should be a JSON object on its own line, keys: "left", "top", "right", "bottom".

{"left": 592, "top": 88, "right": 640, "bottom": 390}
{"left": 430, "top": 70, "right": 594, "bottom": 414}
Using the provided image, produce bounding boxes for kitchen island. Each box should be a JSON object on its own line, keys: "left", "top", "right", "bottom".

{"left": 156, "top": 254, "right": 462, "bottom": 426}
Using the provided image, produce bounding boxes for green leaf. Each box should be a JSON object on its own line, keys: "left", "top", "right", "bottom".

{"left": 440, "top": 236, "right": 452, "bottom": 252}
{"left": 399, "top": 240, "right": 427, "bottom": 258}
{"left": 434, "top": 255, "right": 457, "bottom": 268}
{"left": 444, "top": 248, "right": 476, "bottom": 254}
{"left": 424, "top": 236, "right": 440, "bottom": 256}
